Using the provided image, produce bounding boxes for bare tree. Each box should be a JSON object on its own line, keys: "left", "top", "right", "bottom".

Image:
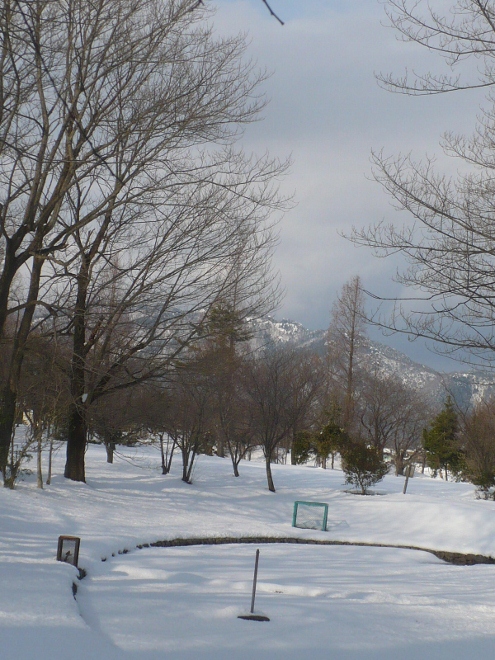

{"left": 377, "top": 0, "right": 495, "bottom": 96}
{"left": 88, "top": 389, "right": 143, "bottom": 464}
{"left": 165, "top": 361, "right": 215, "bottom": 484}
{"left": 357, "top": 370, "right": 429, "bottom": 474}
{"left": 58, "top": 160, "right": 283, "bottom": 482}
{"left": 220, "top": 385, "right": 255, "bottom": 477}
{"left": 461, "top": 397, "right": 495, "bottom": 498}
{"left": 192, "top": 303, "right": 256, "bottom": 473}
{"left": 7, "top": 332, "right": 68, "bottom": 488}
{"left": 282, "top": 350, "right": 326, "bottom": 464}
{"left": 0, "top": 0, "right": 287, "bottom": 481}
{"left": 327, "top": 276, "right": 367, "bottom": 431}
{"left": 350, "top": 1, "right": 495, "bottom": 366}
{"left": 243, "top": 346, "right": 318, "bottom": 492}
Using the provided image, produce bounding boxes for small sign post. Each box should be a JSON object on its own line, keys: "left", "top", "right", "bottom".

{"left": 57, "top": 536, "right": 81, "bottom": 568}
{"left": 403, "top": 465, "right": 415, "bottom": 494}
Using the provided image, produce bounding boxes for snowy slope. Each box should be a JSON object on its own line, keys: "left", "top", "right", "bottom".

{"left": 2, "top": 443, "right": 495, "bottom": 659}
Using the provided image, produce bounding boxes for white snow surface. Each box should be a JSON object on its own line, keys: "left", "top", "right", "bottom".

{"left": 2, "top": 442, "right": 495, "bottom": 659}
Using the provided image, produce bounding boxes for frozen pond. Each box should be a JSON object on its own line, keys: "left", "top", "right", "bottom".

{"left": 80, "top": 543, "right": 495, "bottom": 659}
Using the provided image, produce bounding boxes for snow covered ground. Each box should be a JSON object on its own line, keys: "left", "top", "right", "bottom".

{"left": 2, "top": 442, "right": 495, "bottom": 659}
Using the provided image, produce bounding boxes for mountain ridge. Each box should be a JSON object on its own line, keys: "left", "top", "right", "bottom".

{"left": 250, "top": 316, "right": 495, "bottom": 408}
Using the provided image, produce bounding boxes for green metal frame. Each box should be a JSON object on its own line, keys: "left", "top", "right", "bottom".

{"left": 292, "top": 501, "right": 329, "bottom": 532}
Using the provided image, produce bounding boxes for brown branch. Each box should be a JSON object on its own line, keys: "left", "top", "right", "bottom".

{"left": 261, "top": 0, "right": 284, "bottom": 25}
{"left": 194, "top": 0, "right": 284, "bottom": 25}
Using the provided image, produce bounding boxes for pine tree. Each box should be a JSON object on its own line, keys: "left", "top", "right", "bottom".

{"left": 317, "top": 407, "right": 348, "bottom": 469}
{"left": 341, "top": 443, "right": 388, "bottom": 495}
{"left": 291, "top": 430, "right": 314, "bottom": 465}
{"left": 423, "top": 398, "right": 463, "bottom": 480}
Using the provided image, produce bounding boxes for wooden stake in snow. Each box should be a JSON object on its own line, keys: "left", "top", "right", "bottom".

{"left": 238, "top": 549, "right": 270, "bottom": 622}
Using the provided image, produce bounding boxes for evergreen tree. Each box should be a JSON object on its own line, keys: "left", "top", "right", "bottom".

{"left": 423, "top": 398, "right": 463, "bottom": 480}
{"left": 291, "top": 430, "right": 314, "bottom": 465}
{"left": 341, "top": 443, "right": 388, "bottom": 495}
{"left": 317, "top": 412, "right": 348, "bottom": 469}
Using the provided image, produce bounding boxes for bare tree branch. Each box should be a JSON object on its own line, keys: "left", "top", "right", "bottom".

{"left": 261, "top": 0, "right": 284, "bottom": 26}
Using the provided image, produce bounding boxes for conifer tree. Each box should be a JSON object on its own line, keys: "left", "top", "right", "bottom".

{"left": 423, "top": 398, "right": 463, "bottom": 480}
{"left": 341, "top": 443, "right": 388, "bottom": 495}
{"left": 317, "top": 407, "right": 348, "bottom": 469}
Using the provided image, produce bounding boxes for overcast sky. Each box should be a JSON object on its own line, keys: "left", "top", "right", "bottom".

{"left": 212, "top": 0, "right": 482, "bottom": 371}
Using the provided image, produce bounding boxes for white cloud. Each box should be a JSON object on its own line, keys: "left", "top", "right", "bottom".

{"left": 212, "top": 0, "right": 484, "bottom": 370}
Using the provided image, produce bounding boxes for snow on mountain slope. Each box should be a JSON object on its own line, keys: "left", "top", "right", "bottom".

{"left": 250, "top": 316, "right": 495, "bottom": 407}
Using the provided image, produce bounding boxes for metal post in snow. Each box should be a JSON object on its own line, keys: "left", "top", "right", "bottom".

{"left": 237, "top": 548, "right": 270, "bottom": 621}
{"left": 250, "top": 548, "right": 260, "bottom": 614}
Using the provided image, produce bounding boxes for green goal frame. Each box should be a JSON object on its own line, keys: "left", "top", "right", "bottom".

{"left": 292, "top": 501, "right": 329, "bottom": 531}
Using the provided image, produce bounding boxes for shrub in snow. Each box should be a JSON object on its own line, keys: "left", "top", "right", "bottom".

{"left": 341, "top": 443, "right": 388, "bottom": 495}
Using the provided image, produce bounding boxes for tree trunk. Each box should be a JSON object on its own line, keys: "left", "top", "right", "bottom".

{"left": 0, "top": 387, "right": 16, "bottom": 476}
{"left": 46, "top": 438, "right": 53, "bottom": 485}
{"left": 183, "top": 442, "right": 198, "bottom": 484}
{"left": 36, "top": 425, "right": 43, "bottom": 489}
{"left": 182, "top": 445, "right": 191, "bottom": 483}
{"left": 0, "top": 250, "right": 22, "bottom": 472}
{"left": 65, "top": 405, "right": 86, "bottom": 482}
{"left": 265, "top": 454, "right": 276, "bottom": 492}
{"left": 166, "top": 439, "right": 176, "bottom": 474}
{"left": 160, "top": 434, "right": 176, "bottom": 475}
{"left": 105, "top": 441, "right": 116, "bottom": 464}
{"left": 0, "top": 256, "right": 43, "bottom": 474}
{"left": 65, "top": 257, "right": 89, "bottom": 482}
{"left": 216, "top": 435, "right": 225, "bottom": 458}
{"left": 159, "top": 433, "right": 167, "bottom": 474}
{"left": 4, "top": 430, "right": 16, "bottom": 489}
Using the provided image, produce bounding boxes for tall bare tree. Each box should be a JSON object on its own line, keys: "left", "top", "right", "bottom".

{"left": 164, "top": 358, "right": 216, "bottom": 484}
{"left": 461, "top": 397, "right": 495, "bottom": 498}
{"left": 0, "top": 0, "right": 288, "bottom": 480}
{"left": 350, "top": 1, "right": 495, "bottom": 366}
{"left": 327, "top": 276, "right": 366, "bottom": 431}
{"left": 357, "top": 369, "right": 429, "bottom": 474}
{"left": 243, "top": 346, "right": 320, "bottom": 492}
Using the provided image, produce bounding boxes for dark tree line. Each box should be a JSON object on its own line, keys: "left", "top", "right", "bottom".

{"left": 10, "top": 275, "right": 495, "bottom": 499}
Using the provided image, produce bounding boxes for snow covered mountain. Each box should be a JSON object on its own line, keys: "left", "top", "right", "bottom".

{"left": 250, "top": 316, "right": 495, "bottom": 408}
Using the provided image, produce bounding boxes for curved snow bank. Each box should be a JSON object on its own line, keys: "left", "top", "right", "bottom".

{"left": 145, "top": 536, "right": 495, "bottom": 565}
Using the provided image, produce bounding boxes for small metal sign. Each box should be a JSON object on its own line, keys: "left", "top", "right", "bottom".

{"left": 57, "top": 536, "right": 81, "bottom": 568}
{"left": 403, "top": 464, "right": 416, "bottom": 495}
{"left": 404, "top": 464, "right": 415, "bottom": 478}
